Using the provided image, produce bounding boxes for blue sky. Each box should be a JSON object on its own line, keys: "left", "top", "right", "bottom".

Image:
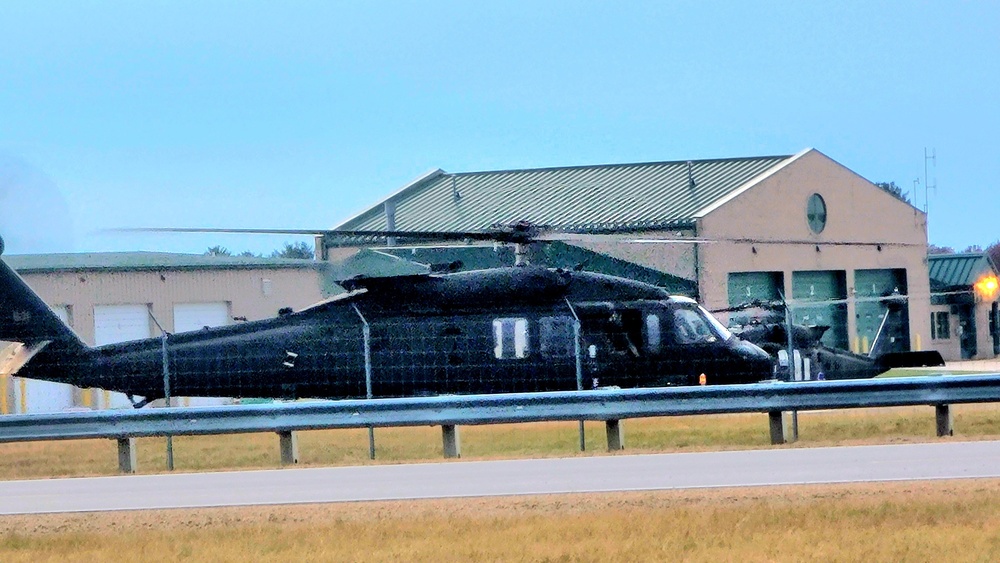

{"left": 1, "top": 1, "right": 997, "bottom": 256}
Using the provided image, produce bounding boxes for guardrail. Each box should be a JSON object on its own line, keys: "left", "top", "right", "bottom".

{"left": 2, "top": 373, "right": 999, "bottom": 473}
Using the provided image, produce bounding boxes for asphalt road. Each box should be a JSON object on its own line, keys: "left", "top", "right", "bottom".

{"left": 2, "top": 441, "right": 1000, "bottom": 515}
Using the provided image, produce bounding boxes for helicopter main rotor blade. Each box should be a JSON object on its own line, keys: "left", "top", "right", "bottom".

{"left": 113, "top": 226, "right": 543, "bottom": 244}
{"left": 115, "top": 227, "right": 334, "bottom": 236}
{"left": 540, "top": 234, "right": 713, "bottom": 244}
{"left": 114, "top": 227, "right": 922, "bottom": 248}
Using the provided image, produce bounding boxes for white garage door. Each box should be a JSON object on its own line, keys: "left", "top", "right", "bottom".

{"left": 94, "top": 304, "right": 152, "bottom": 346}
{"left": 20, "top": 379, "right": 75, "bottom": 414}
{"left": 51, "top": 305, "right": 70, "bottom": 327}
{"left": 173, "top": 302, "right": 234, "bottom": 406}
{"left": 15, "top": 305, "right": 76, "bottom": 413}
{"left": 173, "top": 302, "right": 231, "bottom": 333}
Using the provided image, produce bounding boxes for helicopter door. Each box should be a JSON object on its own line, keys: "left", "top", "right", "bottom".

{"left": 603, "top": 309, "right": 645, "bottom": 357}
{"left": 584, "top": 307, "right": 662, "bottom": 388}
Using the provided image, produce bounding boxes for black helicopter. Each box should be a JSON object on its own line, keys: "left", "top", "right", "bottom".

{"left": 717, "top": 299, "right": 944, "bottom": 380}
{"left": 0, "top": 228, "right": 775, "bottom": 406}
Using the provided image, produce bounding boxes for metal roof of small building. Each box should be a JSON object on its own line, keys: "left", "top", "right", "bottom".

{"left": 337, "top": 152, "right": 798, "bottom": 233}
{"left": 4, "top": 252, "right": 322, "bottom": 273}
{"left": 927, "top": 252, "right": 997, "bottom": 289}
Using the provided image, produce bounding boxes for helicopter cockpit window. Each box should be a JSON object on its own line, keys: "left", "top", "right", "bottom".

{"left": 493, "top": 318, "right": 530, "bottom": 359}
{"left": 671, "top": 308, "right": 719, "bottom": 344}
{"left": 540, "top": 316, "right": 575, "bottom": 357}
{"left": 699, "top": 305, "right": 733, "bottom": 341}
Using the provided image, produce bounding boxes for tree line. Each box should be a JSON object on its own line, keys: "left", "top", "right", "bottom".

{"left": 205, "top": 241, "right": 314, "bottom": 260}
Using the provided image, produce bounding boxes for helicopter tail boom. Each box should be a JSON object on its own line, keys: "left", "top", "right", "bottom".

{"left": 0, "top": 258, "right": 86, "bottom": 352}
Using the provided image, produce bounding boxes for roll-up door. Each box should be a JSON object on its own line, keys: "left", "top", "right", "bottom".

{"left": 17, "top": 305, "right": 74, "bottom": 413}
{"left": 20, "top": 380, "right": 74, "bottom": 413}
{"left": 728, "top": 272, "right": 784, "bottom": 305}
{"left": 173, "top": 302, "right": 232, "bottom": 406}
{"left": 792, "top": 270, "right": 848, "bottom": 349}
{"left": 94, "top": 304, "right": 153, "bottom": 345}
{"left": 51, "top": 305, "right": 70, "bottom": 327}
{"left": 855, "top": 269, "right": 909, "bottom": 354}
{"left": 92, "top": 304, "right": 153, "bottom": 409}
{"left": 173, "top": 302, "right": 231, "bottom": 333}
{"left": 727, "top": 272, "right": 784, "bottom": 327}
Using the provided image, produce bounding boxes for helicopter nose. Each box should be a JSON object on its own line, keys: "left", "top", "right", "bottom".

{"left": 732, "top": 339, "right": 776, "bottom": 381}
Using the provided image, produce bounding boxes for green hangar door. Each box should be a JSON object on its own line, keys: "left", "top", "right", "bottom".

{"left": 727, "top": 272, "right": 784, "bottom": 327}
{"left": 791, "top": 270, "right": 849, "bottom": 350}
{"left": 854, "top": 269, "right": 909, "bottom": 354}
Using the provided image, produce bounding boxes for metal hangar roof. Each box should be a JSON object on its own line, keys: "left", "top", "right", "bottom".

{"left": 5, "top": 252, "right": 322, "bottom": 273}
{"left": 337, "top": 152, "right": 797, "bottom": 233}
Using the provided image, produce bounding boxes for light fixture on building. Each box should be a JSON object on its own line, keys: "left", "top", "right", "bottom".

{"left": 974, "top": 274, "right": 999, "bottom": 300}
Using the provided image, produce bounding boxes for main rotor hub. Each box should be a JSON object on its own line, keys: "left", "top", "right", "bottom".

{"left": 491, "top": 220, "right": 543, "bottom": 244}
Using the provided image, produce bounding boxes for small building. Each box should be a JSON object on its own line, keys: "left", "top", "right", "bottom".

{"left": 927, "top": 252, "right": 1000, "bottom": 360}
{"left": 330, "top": 148, "right": 931, "bottom": 356}
{"left": 1, "top": 252, "right": 326, "bottom": 413}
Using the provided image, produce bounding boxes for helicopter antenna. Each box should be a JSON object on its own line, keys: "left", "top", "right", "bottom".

{"left": 147, "top": 310, "right": 168, "bottom": 337}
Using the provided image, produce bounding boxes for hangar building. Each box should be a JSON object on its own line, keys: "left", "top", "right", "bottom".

{"left": 331, "top": 148, "right": 933, "bottom": 357}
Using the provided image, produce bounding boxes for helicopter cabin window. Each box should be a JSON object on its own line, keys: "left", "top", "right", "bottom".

{"left": 540, "top": 316, "right": 575, "bottom": 357}
{"left": 493, "top": 318, "right": 530, "bottom": 359}
{"left": 671, "top": 308, "right": 718, "bottom": 344}
{"left": 645, "top": 314, "right": 661, "bottom": 353}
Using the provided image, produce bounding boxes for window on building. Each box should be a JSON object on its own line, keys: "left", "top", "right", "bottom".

{"left": 931, "top": 312, "right": 951, "bottom": 340}
{"left": 493, "top": 318, "right": 530, "bottom": 359}
{"left": 539, "top": 316, "right": 575, "bottom": 357}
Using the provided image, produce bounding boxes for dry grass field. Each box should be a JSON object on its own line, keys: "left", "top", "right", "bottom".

{"left": 2, "top": 480, "right": 1000, "bottom": 561}
{"left": 3, "top": 405, "right": 1000, "bottom": 560}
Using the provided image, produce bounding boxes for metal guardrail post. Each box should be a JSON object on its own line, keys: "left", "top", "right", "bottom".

{"left": 605, "top": 419, "right": 624, "bottom": 451}
{"left": 278, "top": 430, "right": 299, "bottom": 465}
{"left": 935, "top": 404, "right": 953, "bottom": 437}
{"left": 442, "top": 425, "right": 460, "bottom": 458}
{"left": 117, "top": 438, "right": 137, "bottom": 473}
{"left": 768, "top": 411, "right": 785, "bottom": 445}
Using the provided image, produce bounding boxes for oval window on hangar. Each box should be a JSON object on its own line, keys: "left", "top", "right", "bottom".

{"left": 807, "top": 193, "right": 827, "bottom": 234}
